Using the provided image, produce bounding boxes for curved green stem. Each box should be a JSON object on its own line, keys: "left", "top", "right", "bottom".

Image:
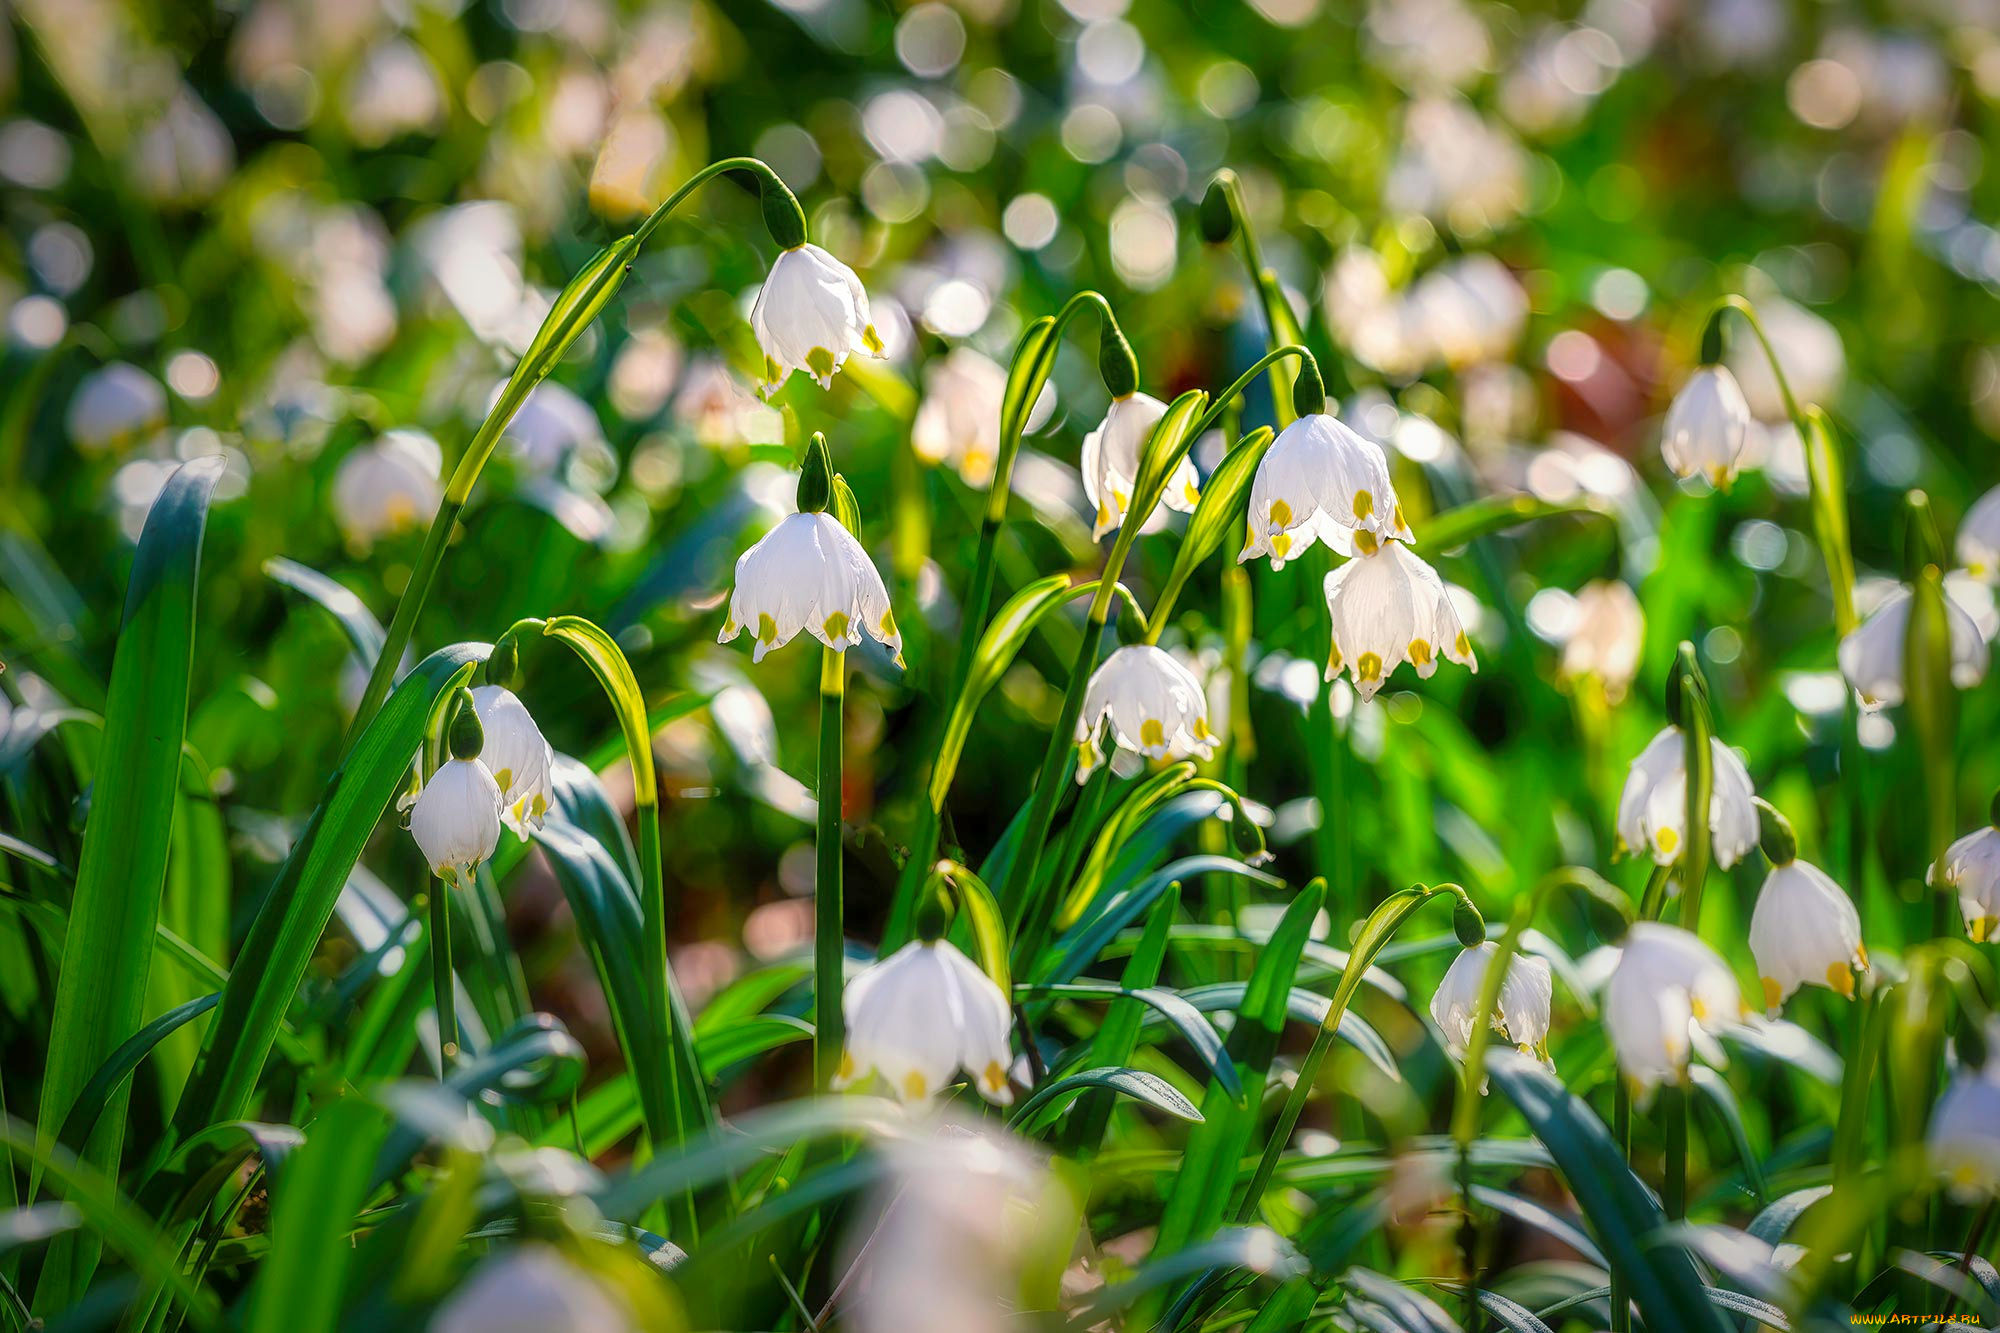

{"left": 1187, "top": 345, "right": 1316, "bottom": 444}
{"left": 1210, "top": 170, "right": 1301, "bottom": 427}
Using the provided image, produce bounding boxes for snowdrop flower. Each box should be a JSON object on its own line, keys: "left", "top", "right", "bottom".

{"left": 1836, "top": 584, "right": 1989, "bottom": 710}
{"left": 1930, "top": 1030, "right": 2000, "bottom": 1198}
{"left": 432, "top": 1245, "right": 636, "bottom": 1333}
{"left": 1616, "top": 726, "right": 1758, "bottom": 869}
{"left": 496, "top": 381, "right": 607, "bottom": 476}
{"left": 1559, "top": 580, "right": 1645, "bottom": 702}
{"left": 342, "top": 38, "right": 445, "bottom": 148}
{"left": 1603, "top": 923, "right": 1746, "bottom": 1097}
{"left": 332, "top": 429, "right": 442, "bottom": 548}
{"left": 1240, "top": 411, "right": 1411, "bottom": 569}
{"left": 720, "top": 511, "right": 903, "bottom": 665}
{"left": 406, "top": 759, "right": 502, "bottom": 890}
{"left": 1430, "top": 942, "right": 1553, "bottom": 1065}
{"left": 1748, "top": 857, "right": 1865, "bottom": 1015}
{"left": 1322, "top": 538, "right": 1477, "bottom": 702}
{"left": 1081, "top": 391, "right": 1200, "bottom": 540}
{"left": 67, "top": 361, "right": 167, "bottom": 455}
{"left": 673, "top": 355, "right": 781, "bottom": 448}
{"left": 833, "top": 939, "right": 1014, "bottom": 1103}
{"left": 911, "top": 347, "right": 1021, "bottom": 488}
{"left": 469, "top": 686, "right": 554, "bottom": 839}
{"left": 1957, "top": 484, "right": 2000, "bottom": 580}
{"left": 1075, "top": 645, "right": 1216, "bottom": 783}
{"left": 1660, "top": 365, "right": 1751, "bottom": 487}
{"left": 751, "top": 243, "right": 883, "bottom": 393}
{"left": 1930, "top": 820, "right": 2000, "bottom": 943}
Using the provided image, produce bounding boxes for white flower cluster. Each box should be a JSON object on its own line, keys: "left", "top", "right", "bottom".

{"left": 405, "top": 686, "right": 555, "bottom": 887}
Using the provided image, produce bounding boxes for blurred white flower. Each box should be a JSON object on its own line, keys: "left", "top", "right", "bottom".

{"left": 129, "top": 87, "right": 233, "bottom": 209}
{"left": 1660, "top": 365, "right": 1751, "bottom": 487}
{"left": 343, "top": 38, "right": 445, "bottom": 147}
{"left": 1322, "top": 539, "right": 1476, "bottom": 702}
{"left": 1616, "top": 725, "right": 1758, "bottom": 870}
{"left": 1239, "top": 411, "right": 1409, "bottom": 570}
{"left": 406, "top": 757, "right": 502, "bottom": 888}
{"left": 1747, "top": 858, "right": 1865, "bottom": 1016}
{"left": 496, "top": 381, "right": 607, "bottom": 477}
{"left": 1430, "top": 942, "right": 1553, "bottom": 1065}
{"left": 469, "top": 686, "right": 554, "bottom": 839}
{"left": 1558, "top": 579, "right": 1644, "bottom": 702}
{"left": 1931, "top": 1028, "right": 2000, "bottom": 1199}
{"left": 673, "top": 355, "right": 781, "bottom": 447}
{"left": 1411, "top": 255, "right": 1527, "bottom": 368}
{"left": 1930, "top": 823, "right": 2000, "bottom": 943}
{"left": 1958, "top": 483, "right": 2000, "bottom": 580}
{"left": 720, "top": 511, "right": 903, "bottom": 665}
{"left": 1384, "top": 98, "right": 1526, "bottom": 235}
{"left": 833, "top": 940, "right": 1014, "bottom": 1103}
{"left": 911, "top": 346, "right": 1034, "bottom": 488}
{"left": 1075, "top": 644, "right": 1216, "bottom": 783}
{"left": 67, "top": 361, "right": 166, "bottom": 455}
{"left": 1836, "top": 583, "right": 1989, "bottom": 710}
{"left": 1725, "top": 297, "right": 1844, "bottom": 421}
{"left": 1081, "top": 391, "right": 1198, "bottom": 539}
{"left": 1603, "top": 922, "right": 1746, "bottom": 1098}
{"left": 332, "top": 429, "right": 442, "bottom": 549}
{"left": 431, "top": 1245, "right": 635, "bottom": 1333}
{"left": 751, "top": 243, "right": 883, "bottom": 393}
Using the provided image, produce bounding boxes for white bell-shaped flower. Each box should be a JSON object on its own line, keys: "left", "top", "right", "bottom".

{"left": 496, "top": 381, "right": 608, "bottom": 476}
{"left": 432, "top": 1245, "right": 636, "bottom": 1333}
{"left": 673, "top": 355, "right": 782, "bottom": 448}
{"left": 332, "top": 429, "right": 442, "bottom": 548}
{"left": 407, "top": 757, "right": 503, "bottom": 888}
{"left": 1929, "top": 824, "right": 2000, "bottom": 943}
{"left": 469, "top": 686, "right": 554, "bottom": 839}
{"left": 1958, "top": 484, "right": 2000, "bottom": 581}
{"left": 1429, "top": 942, "right": 1554, "bottom": 1065}
{"left": 1558, "top": 579, "right": 1645, "bottom": 703}
{"left": 720, "top": 511, "right": 903, "bottom": 666}
{"left": 1747, "top": 858, "right": 1866, "bottom": 1016}
{"left": 1930, "top": 1032, "right": 2000, "bottom": 1199}
{"left": 912, "top": 347, "right": 1007, "bottom": 488}
{"left": 1074, "top": 645, "right": 1216, "bottom": 783}
{"left": 67, "top": 362, "right": 167, "bottom": 455}
{"left": 833, "top": 939, "right": 1015, "bottom": 1104}
{"left": 1081, "top": 392, "right": 1200, "bottom": 540}
{"left": 1239, "top": 411, "right": 1411, "bottom": 569}
{"left": 750, "top": 243, "right": 883, "bottom": 393}
{"left": 1836, "top": 583, "right": 1989, "bottom": 710}
{"left": 1322, "top": 538, "right": 1477, "bottom": 702}
{"left": 1615, "top": 725, "right": 1759, "bottom": 870}
{"left": 1659, "top": 365, "right": 1751, "bottom": 486}
{"left": 1603, "top": 922, "right": 1746, "bottom": 1098}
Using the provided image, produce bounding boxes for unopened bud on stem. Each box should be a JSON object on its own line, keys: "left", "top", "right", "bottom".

{"left": 448, "top": 689, "right": 484, "bottom": 761}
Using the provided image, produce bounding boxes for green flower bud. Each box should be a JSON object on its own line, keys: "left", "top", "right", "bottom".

{"left": 1452, "top": 894, "right": 1487, "bottom": 949}
{"left": 1291, "top": 355, "right": 1327, "bottom": 419}
{"left": 1754, "top": 798, "right": 1797, "bottom": 866}
{"left": 1229, "top": 800, "right": 1270, "bottom": 866}
{"left": 915, "top": 863, "right": 953, "bottom": 943}
{"left": 448, "top": 689, "right": 484, "bottom": 761}
{"left": 797, "top": 432, "right": 833, "bottom": 514}
{"left": 1199, "top": 178, "right": 1236, "bottom": 245}
{"left": 1099, "top": 323, "right": 1139, "bottom": 400}
{"left": 759, "top": 173, "right": 808, "bottom": 251}
{"left": 487, "top": 634, "right": 522, "bottom": 693}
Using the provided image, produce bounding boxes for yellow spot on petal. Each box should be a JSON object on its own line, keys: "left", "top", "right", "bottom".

{"left": 1972, "top": 917, "right": 1993, "bottom": 944}
{"left": 1327, "top": 642, "right": 1343, "bottom": 675}
{"left": 836, "top": 1052, "right": 855, "bottom": 1082}
{"left": 807, "top": 346, "right": 836, "bottom": 379}
{"left": 1140, "top": 718, "right": 1166, "bottom": 748}
{"left": 902, "top": 1071, "right": 928, "bottom": 1101}
{"left": 824, "top": 611, "right": 851, "bottom": 641}
{"left": 758, "top": 612, "right": 779, "bottom": 645}
{"left": 1393, "top": 503, "right": 1407, "bottom": 532}
{"left": 1656, "top": 826, "right": 1680, "bottom": 855}
{"left": 1355, "top": 529, "right": 1380, "bottom": 556}
{"left": 1761, "top": 977, "right": 1782, "bottom": 1013}
{"left": 1271, "top": 530, "right": 1292, "bottom": 558}
{"left": 982, "top": 1061, "right": 1006, "bottom": 1092}
{"left": 880, "top": 609, "right": 898, "bottom": 640}
{"left": 1689, "top": 994, "right": 1708, "bottom": 1021}
{"left": 493, "top": 767, "right": 513, "bottom": 792}
{"left": 1096, "top": 502, "right": 1114, "bottom": 528}
{"left": 531, "top": 794, "right": 547, "bottom": 818}
{"left": 1454, "top": 631, "right": 1471, "bottom": 659}
{"left": 1193, "top": 717, "right": 1216, "bottom": 742}
{"left": 384, "top": 494, "right": 416, "bottom": 531}
{"left": 1826, "top": 963, "right": 1855, "bottom": 998}
{"left": 764, "top": 355, "right": 783, "bottom": 386}
{"left": 863, "top": 324, "right": 885, "bottom": 355}
{"left": 1409, "top": 639, "right": 1433, "bottom": 667}
{"left": 1855, "top": 942, "right": 1868, "bottom": 969}
{"left": 1183, "top": 480, "right": 1201, "bottom": 505}
{"left": 1353, "top": 490, "right": 1375, "bottom": 520}
{"left": 1269, "top": 498, "right": 1293, "bottom": 527}
{"left": 1357, "top": 652, "right": 1382, "bottom": 682}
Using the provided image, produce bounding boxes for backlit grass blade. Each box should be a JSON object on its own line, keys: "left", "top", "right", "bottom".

{"left": 32, "top": 455, "right": 222, "bottom": 1311}
{"left": 244, "top": 1098, "right": 391, "bottom": 1333}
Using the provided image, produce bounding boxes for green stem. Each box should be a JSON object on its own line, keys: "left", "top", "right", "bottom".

{"left": 1308, "top": 546, "right": 1348, "bottom": 896}
{"left": 1662, "top": 1084, "right": 1688, "bottom": 1220}
{"left": 816, "top": 650, "right": 847, "bottom": 1088}
{"left": 1612, "top": 1078, "right": 1633, "bottom": 1333}
{"left": 1212, "top": 170, "right": 1301, "bottom": 426}
{"left": 429, "top": 885, "right": 456, "bottom": 1067}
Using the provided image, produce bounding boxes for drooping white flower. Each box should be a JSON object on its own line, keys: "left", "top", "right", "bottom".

{"left": 673, "top": 355, "right": 782, "bottom": 448}
{"left": 1603, "top": 922, "right": 1746, "bottom": 1098}
{"left": 332, "top": 429, "right": 442, "bottom": 548}
{"left": 496, "top": 381, "right": 608, "bottom": 476}
{"left": 469, "top": 686, "right": 554, "bottom": 839}
{"left": 342, "top": 38, "right": 446, "bottom": 148}
{"left": 833, "top": 939, "right": 1015, "bottom": 1104}
{"left": 1929, "top": 824, "right": 2000, "bottom": 943}
{"left": 1958, "top": 484, "right": 2000, "bottom": 580}
{"left": 67, "top": 361, "right": 167, "bottom": 455}
{"left": 1930, "top": 1030, "right": 2000, "bottom": 1199}
{"left": 1410, "top": 254, "right": 1528, "bottom": 368}
{"left": 1080, "top": 391, "right": 1200, "bottom": 540}
{"left": 1239, "top": 411, "right": 1411, "bottom": 569}
{"left": 1660, "top": 365, "right": 1752, "bottom": 486}
{"left": 406, "top": 758, "right": 503, "bottom": 888}
{"left": 720, "top": 511, "right": 903, "bottom": 665}
{"left": 1725, "top": 296, "right": 1844, "bottom": 422}
{"left": 1322, "top": 538, "right": 1477, "bottom": 702}
{"left": 1836, "top": 583, "right": 1989, "bottom": 710}
{"left": 431, "top": 1245, "right": 636, "bottom": 1333}
{"left": 1747, "top": 859, "right": 1866, "bottom": 1016}
{"left": 1558, "top": 579, "right": 1645, "bottom": 703}
{"left": 1074, "top": 645, "right": 1216, "bottom": 783}
{"left": 750, "top": 243, "right": 883, "bottom": 393}
{"left": 911, "top": 347, "right": 1045, "bottom": 489}
{"left": 1615, "top": 725, "right": 1759, "bottom": 870}
{"left": 1429, "top": 942, "right": 1553, "bottom": 1065}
